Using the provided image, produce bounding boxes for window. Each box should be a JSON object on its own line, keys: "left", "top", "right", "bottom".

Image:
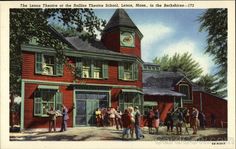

{"left": 179, "top": 84, "right": 191, "bottom": 101}
{"left": 76, "top": 58, "right": 108, "bottom": 79}
{"left": 93, "top": 61, "right": 102, "bottom": 79}
{"left": 43, "top": 55, "right": 55, "bottom": 75}
{"left": 82, "top": 60, "right": 91, "bottom": 78}
{"left": 119, "top": 62, "right": 138, "bottom": 81}
{"left": 35, "top": 53, "right": 63, "bottom": 76}
{"left": 34, "top": 89, "right": 62, "bottom": 116}
{"left": 119, "top": 92, "right": 143, "bottom": 113}
{"left": 124, "top": 63, "right": 132, "bottom": 80}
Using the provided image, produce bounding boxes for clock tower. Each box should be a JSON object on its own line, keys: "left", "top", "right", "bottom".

{"left": 101, "top": 9, "right": 143, "bottom": 58}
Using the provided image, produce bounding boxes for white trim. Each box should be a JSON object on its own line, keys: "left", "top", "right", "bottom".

{"left": 22, "top": 79, "right": 141, "bottom": 89}
{"left": 121, "top": 89, "right": 143, "bottom": 94}
{"left": 179, "top": 84, "right": 192, "bottom": 101}
{"left": 38, "top": 85, "right": 59, "bottom": 90}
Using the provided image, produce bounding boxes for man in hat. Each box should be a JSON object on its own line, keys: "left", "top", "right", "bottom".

{"left": 134, "top": 106, "right": 144, "bottom": 140}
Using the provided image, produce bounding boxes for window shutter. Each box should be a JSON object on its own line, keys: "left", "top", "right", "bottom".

{"left": 56, "top": 58, "right": 63, "bottom": 76}
{"left": 75, "top": 58, "right": 83, "bottom": 78}
{"left": 102, "top": 61, "right": 109, "bottom": 79}
{"left": 133, "top": 63, "right": 138, "bottom": 80}
{"left": 118, "top": 62, "right": 124, "bottom": 80}
{"left": 55, "top": 92, "right": 62, "bottom": 111}
{"left": 34, "top": 91, "right": 42, "bottom": 116}
{"left": 35, "top": 53, "right": 43, "bottom": 74}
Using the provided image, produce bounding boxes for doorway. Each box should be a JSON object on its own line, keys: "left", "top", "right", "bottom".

{"left": 75, "top": 99, "right": 99, "bottom": 126}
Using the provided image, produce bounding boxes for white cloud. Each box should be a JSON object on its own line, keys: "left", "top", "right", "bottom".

{"left": 139, "top": 23, "right": 174, "bottom": 62}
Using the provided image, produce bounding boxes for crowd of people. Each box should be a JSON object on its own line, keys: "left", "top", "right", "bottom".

{"left": 47, "top": 104, "right": 209, "bottom": 139}
{"left": 161, "top": 107, "right": 206, "bottom": 135}
{"left": 95, "top": 106, "right": 145, "bottom": 140}
{"left": 95, "top": 106, "right": 209, "bottom": 138}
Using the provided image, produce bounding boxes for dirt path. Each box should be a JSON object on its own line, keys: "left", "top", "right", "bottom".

{"left": 10, "top": 127, "right": 227, "bottom": 141}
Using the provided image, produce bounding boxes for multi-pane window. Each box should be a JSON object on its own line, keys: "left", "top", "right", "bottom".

{"left": 76, "top": 58, "right": 108, "bottom": 79}
{"left": 119, "top": 62, "right": 138, "bottom": 81}
{"left": 35, "top": 53, "right": 63, "bottom": 76}
{"left": 93, "top": 61, "right": 102, "bottom": 79}
{"left": 42, "top": 55, "right": 55, "bottom": 75}
{"left": 179, "top": 84, "right": 191, "bottom": 101}
{"left": 119, "top": 92, "right": 143, "bottom": 113}
{"left": 124, "top": 63, "right": 132, "bottom": 80}
{"left": 82, "top": 60, "right": 91, "bottom": 78}
{"left": 34, "top": 89, "right": 62, "bottom": 116}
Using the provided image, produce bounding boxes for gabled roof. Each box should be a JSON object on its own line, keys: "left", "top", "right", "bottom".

{"left": 103, "top": 9, "right": 143, "bottom": 38}
{"left": 143, "top": 71, "right": 185, "bottom": 89}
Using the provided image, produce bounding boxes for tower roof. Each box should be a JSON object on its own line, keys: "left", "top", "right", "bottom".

{"left": 103, "top": 9, "right": 143, "bottom": 37}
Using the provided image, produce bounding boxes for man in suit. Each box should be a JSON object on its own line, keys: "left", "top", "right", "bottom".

{"left": 60, "top": 105, "right": 69, "bottom": 132}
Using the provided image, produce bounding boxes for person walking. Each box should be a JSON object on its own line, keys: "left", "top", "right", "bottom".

{"left": 176, "top": 109, "right": 184, "bottom": 135}
{"left": 128, "top": 106, "right": 135, "bottom": 139}
{"left": 165, "top": 109, "right": 173, "bottom": 132}
{"left": 47, "top": 107, "right": 56, "bottom": 132}
{"left": 191, "top": 107, "right": 199, "bottom": 134}
{"left": 198, "top": 111, "right": 206, "bottom": 129}
{"left": 134, "top": 106, "right": 144, "bottom": 140}
{"left": 95, "top": 108, "right": 102, "bottom": 127}
{"left": 183, "top": 109, "right": 190, "bottom": 134}
{"left": 153, "top": 108, "right": 160, "bottom": 135}
{"left": 60, "top": 105, "right": 69, "bottom": 132}
{"left": 115, "top": 106, "right": 122, "bottom": 130}
{"left": 121, "top": 109, "right": 132, "bottom": 139}
{"left": 147, "top": 108, "right": 154, "bottom": 134}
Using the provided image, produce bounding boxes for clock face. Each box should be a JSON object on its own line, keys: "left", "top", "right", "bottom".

{"left": 120, "top": 31, "right": 135, "bottom": 47}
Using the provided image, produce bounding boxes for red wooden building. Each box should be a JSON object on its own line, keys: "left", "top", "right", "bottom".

{"left": 142, "top": 63, "right": 227, "bottom": 128}
{"left": 19, "top": 9, "right": 227, "bottom": 129}
{"left": 20, "top": 9, "right": 144, "bottom": 129}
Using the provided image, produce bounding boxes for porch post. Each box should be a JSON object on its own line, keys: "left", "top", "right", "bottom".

{"left": 200, "top": 92, "right": 202, "bottom": 111}
{"left": 20, "top": 80, "right": 25, "bottom": 130}
{"left": 180, "top": 96, "right": 183, "bottom": 108}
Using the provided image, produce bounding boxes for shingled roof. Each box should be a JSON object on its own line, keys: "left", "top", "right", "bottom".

{"left": 103, "top": 9, "right": 143, "bottom": 38}
{"left": 103, "top": 9, "right": 137, "bottom": 31}
{"left": 143, "top": 71, "right": 187, "bottom": 96}
{"left": 143, "top": 71, "right": 185, "bottom": 89}
{"left": 64, "top": 36, "right": 136, "bottom": 57}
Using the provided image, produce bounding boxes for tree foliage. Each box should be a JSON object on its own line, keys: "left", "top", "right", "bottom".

{"left": 10, "top": 9, "right": 106, "bottom": 95}
{"left": 198, "top": 8, "right": 227, "bottom": 97}
{"left": 153, "top": 52, "right": 203, "bottom": 80}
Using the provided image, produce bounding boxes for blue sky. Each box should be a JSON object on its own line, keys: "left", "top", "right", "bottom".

{"left": 94, "top": 9, "right": 216, "bottom": 75}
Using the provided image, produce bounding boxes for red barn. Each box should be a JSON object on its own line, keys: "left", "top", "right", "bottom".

{"left": 142, "top": 63, "right": 227, "bottom": 128}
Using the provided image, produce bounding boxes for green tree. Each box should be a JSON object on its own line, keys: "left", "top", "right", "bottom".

{"left": 198, "top": 8, "right": 227, "bottom": 97}
{"left": 153, "top": 52, "right": 203, "bottom": 80}
{"left": 51, "top": 23, "right": 78, "bottom": 37}
{"left": 196, "top": 74, "right": 218, "bottom": 93}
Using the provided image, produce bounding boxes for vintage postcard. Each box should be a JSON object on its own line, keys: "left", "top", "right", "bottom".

{"left": 0, "top": 0, "right": 235, "bottom": 149}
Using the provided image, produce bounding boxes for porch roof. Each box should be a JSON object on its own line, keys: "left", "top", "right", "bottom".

{"left": 143, "top": 87, "right": 186, "bottom": 97}
{"left": 121, "top": 89, "right": 143, "bottom": 94}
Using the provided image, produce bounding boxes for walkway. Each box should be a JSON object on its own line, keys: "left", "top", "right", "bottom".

{"left": 10, "top": 126, "right": 227, "bottom": 141}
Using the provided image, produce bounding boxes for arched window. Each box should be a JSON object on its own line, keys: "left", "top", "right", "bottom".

{"left": 179, "top": 84, "right": 191, "bottom": 101}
